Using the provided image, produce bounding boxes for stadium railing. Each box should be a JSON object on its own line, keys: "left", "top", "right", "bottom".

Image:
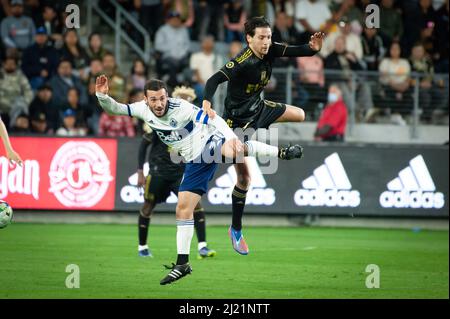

{"left": 268, "top": 68, "right": 449, "bottom": 138}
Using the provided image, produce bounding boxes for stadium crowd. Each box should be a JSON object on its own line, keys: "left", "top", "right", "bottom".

{"left": 0, "top": 0, "right": 448, "bottom": 137}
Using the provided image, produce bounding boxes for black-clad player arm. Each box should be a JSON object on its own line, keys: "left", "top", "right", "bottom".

{"left": 203, "top": 71, "right": 229, "bottom": 105}
{"left": 138, "top": 135, "right": 153, "bottom": 171}
{"left": 271, "top": 42, "right": 318, "bottom": 58}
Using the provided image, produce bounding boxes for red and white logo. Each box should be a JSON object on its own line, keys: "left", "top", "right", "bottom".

{"left": 48, "top": 141, "right": 114, "bottom": 207}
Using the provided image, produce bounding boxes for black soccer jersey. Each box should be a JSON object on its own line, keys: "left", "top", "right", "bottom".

{"left": 219, "top": 43, "right": 295, "bottom": 120}
{"left": 204, "top": 41, "right": 317, "bottom": 122}
{"left": 138, "top": 132, "right": 185, "bottom": 178}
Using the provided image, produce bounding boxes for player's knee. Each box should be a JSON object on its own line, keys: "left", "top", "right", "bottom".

{"left": 176, "top": 202, "right": 193, "bottom": 219}
{"left": 297, "top": 108, "right": 306, "bottom": 122}
{"left": 237, "top": 173, "right": 251, "bottom": 189}
{"left": 141, "top": 201, "right": 154, "bottom": 218}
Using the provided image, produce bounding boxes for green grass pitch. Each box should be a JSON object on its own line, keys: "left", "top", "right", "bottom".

{"left": 0, "top": 223, "right": 448, "bottom": 299}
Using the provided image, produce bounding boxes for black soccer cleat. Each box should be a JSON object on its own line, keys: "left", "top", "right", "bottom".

{"left": 160, "top": 263, "right": 192, "bottom": 285}
{"left": 278, "top": 144, "right": 304, "bottom": 160}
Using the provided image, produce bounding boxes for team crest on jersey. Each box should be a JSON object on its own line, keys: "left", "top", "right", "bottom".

{"left": 169, "top": 118, "right": 178, "bottom": 127}
{"left": 226, "top": 62, "right": 235, "bottom": 69}
{"left": 261, "top": 71, "right": 267, "bottom": 81}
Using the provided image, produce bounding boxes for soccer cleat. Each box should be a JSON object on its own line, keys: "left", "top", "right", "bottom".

{"left": 160, "top": 263, "right": 192, "bottom": 285}
{"left": 278, "top": 144, "right": 304, "bottom": 160}
{"left": 138, "top": 248, "right": 153, "bottom": 257}
{"left": 228, "top": 226, "right": 249, "bottom": 255}
{"left": 197, "top": 247, "right": 217, "bottom": 259}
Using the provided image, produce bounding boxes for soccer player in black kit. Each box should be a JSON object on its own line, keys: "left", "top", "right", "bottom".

{"left": 137, "top": 87, "right": 216, "bottom": 259}
{"left": 202, "top": 16, "right": 324, "bottom": 255}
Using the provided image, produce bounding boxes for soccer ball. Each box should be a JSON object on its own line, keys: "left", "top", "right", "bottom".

{"left": 0, "top": 200, "right": 13, "bottom": 229}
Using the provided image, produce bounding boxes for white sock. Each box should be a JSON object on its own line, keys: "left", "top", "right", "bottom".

{"left": 176, "top": 219, "right": 195, "bottom": 255}
{"left": 245, "top": 140, "right": 279, "bottom": 157}
{"left": 198, "top": 242, "right": 207, "bottom": 250}
{"left": 138, "top": 244, "right": 148, "bottom": 251}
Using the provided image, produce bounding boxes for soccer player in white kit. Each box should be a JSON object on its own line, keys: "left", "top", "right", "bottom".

{"left": 95, "top": 75, "right": 303, "bottom": 285}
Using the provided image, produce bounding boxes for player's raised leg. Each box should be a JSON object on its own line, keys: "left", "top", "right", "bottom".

{"left": 275, "top": 104, "right": 306, "bottom": 123}
{"left": 221, "top": 138, "right": 304, "bottom": 255}
{"left": 160, "top": 191, "right": 201, "bottom": 285}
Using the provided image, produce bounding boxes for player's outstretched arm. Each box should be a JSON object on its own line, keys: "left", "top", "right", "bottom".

{"left": 0, "top": 118, "right": 23, "bottom": 166}
{"left": 202, "top": 71, "right": 229, "bottom": 119}
{"left": 274, "top": 32, "right": 325, "bottom": 57}
{"left": 95, "top": 75, "right": 133, "bottom": 116}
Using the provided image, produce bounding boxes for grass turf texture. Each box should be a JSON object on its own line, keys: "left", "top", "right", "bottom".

{"left": 0, "top": 224, "right": 448, "bottom": 299}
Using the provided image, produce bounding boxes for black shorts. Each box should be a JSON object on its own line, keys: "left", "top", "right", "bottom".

{"left": 144, "top": 174, "right": 182, "bottom": 204}
{"left": 224, "top": 99, "right": 287, "bottom": 130}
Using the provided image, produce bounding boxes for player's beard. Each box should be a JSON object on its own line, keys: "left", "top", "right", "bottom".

{"left": 150, "top": 101, "right": 168, "bottom": 117}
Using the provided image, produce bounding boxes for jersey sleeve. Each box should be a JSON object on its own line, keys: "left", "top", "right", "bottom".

{"left": 270, "top": 42, "right": 317, "bottom": 58}
{"left": 218, "top": 59, "right": 241, "bottom": 81}
{"left": 96, "top": 92, "right": 147, "bottom": 120}
{"left": 192, "top": 108, "right": 237, "bottom": 141}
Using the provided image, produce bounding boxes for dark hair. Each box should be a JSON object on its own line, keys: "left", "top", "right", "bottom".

{"left": 244, "top": 16, "right": 271, "bottom": 38}
{"left": 144, "top": 79, "right": 168, "bottom": 95}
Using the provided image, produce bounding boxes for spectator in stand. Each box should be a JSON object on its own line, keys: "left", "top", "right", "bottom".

{"left": 189, "top": 35, "right": 224, "bottom": 102}
{"left": 224, "top": 0, "right": 247, "bottom": 43}
{"left": 154, "top": 11, "right": 191, "bottom": 87}
{"left": 168, "top": 0, "right": 195, "bottom": 29}
{"left": 297, "top": 55, "right": 325, "bottom": 114}
{"left": 409, "top": 41, "right": 446, "bottom": 121}
{"left": 59, "top": 29, "right": 90, "bottom": 81}
{"left": 9, "top": 111, "right": 30, "bottom": 134}
{"left": 325, "top": 35, "right": 374, "bottom": 121}
{"left": 361, "top": 26, "right": 386, "bottom": 71}
{"left": 193, "top": 0, "right": 226, "bottom": 41}
{"left": 40, "top": 4, "right": 63, "bottom": 48}
{"left": 135, "top": 0, "right": 165, "bottom": 41}
{"left": 29, "top": 111, "right": 48, "bottom": 134}
{"left": 379, "top": 42, "right": 411, "bottom": 103}
{"left": 320, "top": 17, "right": 363, "bottom": 60}
{"left": 294, "top": 0, "right": 333, "bottom": 43}
{"left": 228, "top": 40, "right": 243, "bottom": 59}
{"left": 314, "top": 84, "right": 347, "bottom": 142}
{"left": 21, "top": 26, "right": 59, "bottom": 90}
{"left": 48, "top": 58, "right": 89, "bottom": 110}
{"left": 434, "top": 0, "right": 449, "bottom": 73}
{"left": 56, "top": 108, "right": 87, "bottom": 136}
{"left": 28, "top": 84, "right": 59, "bottom": 133}
{"left": 98, "top": 109, "right": 136, "bottom": 137}
{"left": 86, "top": 32, "right": 109, "bottom": 61}
{"left": 330, "top": 0, "right": 364, "bottom": 34}
{"left": 379, "top": 0, "right": 403, "bottom": 48}
{"left": 127, "top": 58, "right": 148, "bottom": 91}
{"left": 0, "top": 55, "right": 33, "bottom": 128}
{"left": 59, "top": 87, "right": 88, "bottom": 135}
{"left": 102, "top": 52, "right": 127, "bottom": 103}
{"left": 0, "top": 0, "right": 36, "bottom": 51}
{"left": 86, "top": 58, "right": 104, "bottom": 135}
{"left": 272, "top": 10, "right": 299, "bottom": 45}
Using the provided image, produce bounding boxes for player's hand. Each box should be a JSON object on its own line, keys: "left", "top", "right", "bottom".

{"left": 7, "top": 148, "right": 23, "bottom": 166}
{"left": 137, "top": 170, "right": 145, "bottom": 188}
{"left": 230, "top": 138, "right": 244, "bottom": 155}
{"left": 95, "top": 75, "right": 109, "bottom": 95}
{"left": 309, "top": 32, "right": 325, "bottom": 52}
{"left": 202, "top": 100, "right": 216, "bottom": 119}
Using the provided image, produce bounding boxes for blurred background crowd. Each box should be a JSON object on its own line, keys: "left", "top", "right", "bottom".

{"left": 0, "top": 0, "right": 448, "bottom": 140}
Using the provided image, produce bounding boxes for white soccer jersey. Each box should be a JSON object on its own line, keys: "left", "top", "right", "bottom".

{"left": 96, "top": 93, "right": 236, "bottom": 161}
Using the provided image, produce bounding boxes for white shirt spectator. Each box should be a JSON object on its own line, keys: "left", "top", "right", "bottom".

{"left": 379, "top": 58, "right": 411, "bottom": 85}
{"left": 154, "top": 24, "right": 190, "bottom": 60}
{"left": 294, "top": 0, "right": 332, "bottom": 33}
{"left": 189, "top": 52, "right": 223, "bottom": 84}
{"left": 320, "top": 30, "right": 364, "bottom": 60}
